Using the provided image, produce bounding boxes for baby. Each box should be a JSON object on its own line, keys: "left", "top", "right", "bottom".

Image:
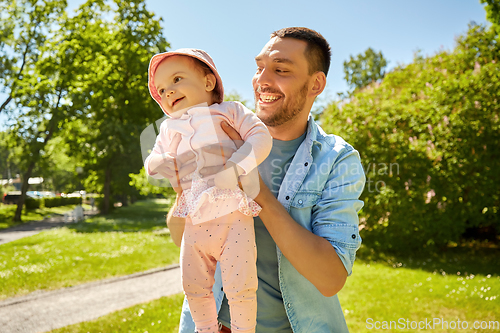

{"left": 144, "top": 48, "right": 272, "bottom": 333}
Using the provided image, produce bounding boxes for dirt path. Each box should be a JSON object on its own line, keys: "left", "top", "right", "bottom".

{"left": 0, "top": 264, "right": 182, "bottom": 333}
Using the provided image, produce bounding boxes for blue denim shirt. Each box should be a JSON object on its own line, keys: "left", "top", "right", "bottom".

{"left": 178, "top": 116, "right": 366, "bottom": 333}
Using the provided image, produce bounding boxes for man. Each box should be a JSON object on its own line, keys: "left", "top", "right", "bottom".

{"left": 167, "top": 27, "right": 365, "bottom": 332}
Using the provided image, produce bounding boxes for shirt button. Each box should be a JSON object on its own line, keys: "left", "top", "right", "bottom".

{"left": 298, "top": 199, "right": 303, "bottom": 205}
{"left": 287, "top": 303, "right": 291, "bottom": 308}
{"left": 286, "top": 196, "right": 290, "bottom": 200}
{"left": 352, "top": 234, "right": 356, "bottom": 239}
{"left": 304, "top": 162, "right": 308, "bottom": 166}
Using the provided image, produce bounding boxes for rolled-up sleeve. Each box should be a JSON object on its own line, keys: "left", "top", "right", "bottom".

{"left": 311, "top": 147, "right": 365, "bottom": 276}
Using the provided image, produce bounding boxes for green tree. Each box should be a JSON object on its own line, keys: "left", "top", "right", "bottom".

{"left": 129, "top": 167, "right": 176, "bottom": 198}
{"left": 343, "top": 47, "right": 388, "bottom": 92}
{"left": 36, "top": 136, "right": 81, "bottom": 193}
{"left": 3, "top": 0, "right": 75, "bottom": 221}
{"left": 224, "top": 90, "right": 251, "bottom": 108}
{"left": 0, "top": 0, "right": 65, "bottom": 114}
{"left": 481, "top": 0, "right": 500, "bottom": 31}
{"left": 0, "top": 132, "right": 15, "bottom": 179}
{"left": 61, "top": 0, "right": 168, "bottom": 214}
{"left": 322, "top": 23, "right": 500, "bottom": 253}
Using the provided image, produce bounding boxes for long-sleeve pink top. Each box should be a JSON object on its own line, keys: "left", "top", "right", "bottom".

{"left": 145, "top": 101, "right": 272, "bottom": 223}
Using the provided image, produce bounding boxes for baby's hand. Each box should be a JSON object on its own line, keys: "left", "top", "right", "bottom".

{"left": 148, "top": 152, "right": 177, "bottom": 178}
{"left": 148, "top": 151, "right": 196, "bottom": 191}
{"left": 214, "top": 162, "right": 244, "bottom": 190}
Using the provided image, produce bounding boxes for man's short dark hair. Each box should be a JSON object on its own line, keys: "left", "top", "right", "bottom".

{"left": 271, "top": 27, "right": 331, "bottom": 77}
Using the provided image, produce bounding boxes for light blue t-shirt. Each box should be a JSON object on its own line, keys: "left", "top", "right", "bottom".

{"left": 218, "top": 132, "right": 306, "bottom": 332}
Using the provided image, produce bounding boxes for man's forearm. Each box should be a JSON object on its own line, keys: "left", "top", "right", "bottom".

{"left": 255, "top": 182, "right": 348, "bottom": 297}
{"left": 166, "top": 198, "right": 185, "bottom": 247}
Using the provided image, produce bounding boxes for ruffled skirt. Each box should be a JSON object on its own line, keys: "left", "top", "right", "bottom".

{"left": 173, "top": 172, "right": 261, "bottom": 224}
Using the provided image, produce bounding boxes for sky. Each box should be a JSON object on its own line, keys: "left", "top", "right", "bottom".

{"left": 0, "top": 0, "right": 490, "bottom": 127}
{"left": 126, "top": 0, "right": 489, "bottom": 103}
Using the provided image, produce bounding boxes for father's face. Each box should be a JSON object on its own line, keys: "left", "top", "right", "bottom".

{"left": 252, "top": 37, "right": 312, "bottom": 127}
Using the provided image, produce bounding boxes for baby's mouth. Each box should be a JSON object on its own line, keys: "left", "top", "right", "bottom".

{"left": 172, "top": 97, "right": 185, "bottom": 107}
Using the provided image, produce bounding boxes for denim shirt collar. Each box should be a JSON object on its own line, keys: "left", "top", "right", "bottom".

{"left": 304, "top": 114, "right": 321, "bottom": 152}
{"left": 277, "top": 115, "right": 319, "bottom": 211}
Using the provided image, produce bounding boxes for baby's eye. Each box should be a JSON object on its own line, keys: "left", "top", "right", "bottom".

{"left": 174, "top": 76, "right": 182, "bottom": 83}
{"left": 159, "top": 88, "right": 165, "bottom": 95}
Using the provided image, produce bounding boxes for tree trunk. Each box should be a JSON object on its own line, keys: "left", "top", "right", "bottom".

{"left": 102, "top": 167, "right": 112, "bottom": 214}
{"left": 13, "top": 162, "right": 35, "bottom": 222}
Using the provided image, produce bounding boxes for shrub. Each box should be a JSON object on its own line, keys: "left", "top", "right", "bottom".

{"left": 25, "top": 198, "right": 43, "bottom": 210}
{"left": 321, "top": 24, "right": 500, "bottom": 253}
{"left": 44, "top": 196, "right": 82, "bottom": 208}
{"left": 129, "top": 168, "right": 177, "bottom": 199}
{"left": 44, "top": 197, "right": 62, "bottom": 208}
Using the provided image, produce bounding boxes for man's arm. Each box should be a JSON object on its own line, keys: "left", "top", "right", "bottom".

{"left": 222, "top": 122, "right": 364, "bottom": 297}
{"left": 255, "top": 181, "right": 348, "bottom": 297}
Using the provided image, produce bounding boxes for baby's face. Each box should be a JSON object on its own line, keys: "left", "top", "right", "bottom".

{"left": 154, "top": 56, "right": 214, "bottom": 117}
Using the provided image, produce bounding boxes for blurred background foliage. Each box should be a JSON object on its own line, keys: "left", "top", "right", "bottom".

{"left": 1, "top": 0, "right": 168, "bottom": 220}
{"left": 322, "top": 15, "right": 500, "bottom": 252}
{"left": 0, "top": 0, "right": 499, "bottom": 255}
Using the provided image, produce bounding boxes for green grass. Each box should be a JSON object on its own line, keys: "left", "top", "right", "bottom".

{"left": 50, "top": 293, "right": 184, "bottom": 333}
{"left": 49, "top": 243, "right": 499, "bottom": 333}
{"left": 0, "top": 199, "right": 180, "bottom": 300}
{"left": 340, "top": 244, "right": 500, "bottom": 332}
{"left": 0, "top": 203, "right": 92, "bottom": 230}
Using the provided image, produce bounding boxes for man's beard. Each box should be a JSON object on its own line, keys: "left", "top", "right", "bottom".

{"left": 255, "top": 82, "right": 308, "bottom": 127}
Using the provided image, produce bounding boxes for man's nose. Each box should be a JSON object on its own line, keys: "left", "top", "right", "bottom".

{"left": 254, "top": 68, "right": 272, "bottom": 87}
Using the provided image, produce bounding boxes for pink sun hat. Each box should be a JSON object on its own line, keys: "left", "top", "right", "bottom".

{"left": 148, "top": 48, "right": 224, "bottom": 115}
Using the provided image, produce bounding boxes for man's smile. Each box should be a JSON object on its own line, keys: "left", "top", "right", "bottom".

{"left": 258, "top": 93, "right": 282, "bottom": 104}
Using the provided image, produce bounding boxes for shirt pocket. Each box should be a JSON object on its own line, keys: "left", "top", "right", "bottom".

{"left": 290, "top": 191, "right": 322, "bottom": 208}
{"left": 289, "top": 191, "right": 322, "bottom": 231}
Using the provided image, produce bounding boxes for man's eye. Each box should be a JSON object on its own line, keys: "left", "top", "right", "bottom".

{"left": 276, "top": 69, "right": 288, "bottom": 73}
{"left": 256, "top": 68, "right": 263, "bottom": 74}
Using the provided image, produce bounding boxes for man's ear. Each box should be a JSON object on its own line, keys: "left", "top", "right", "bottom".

{"left": 309, "top": 71, "right": 326, "bottom": 98}
{"left": 205, "top": 73, "right": 217, "bottom": 92}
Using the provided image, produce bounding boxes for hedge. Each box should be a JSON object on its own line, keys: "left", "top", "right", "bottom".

{"left": 25, "top": 198, "right": 43, "bottom": 210}
{"left": 24, "top": 196, "right": 83, "bottom": 210}
{"left": 321, "top": 24, "right": 500, "bottom": 253}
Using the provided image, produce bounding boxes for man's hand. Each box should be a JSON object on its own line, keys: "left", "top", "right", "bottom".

{"left": 198, "top": 121, "right": 244, "bottom": 181}
{"left": 214, "top": 162, "right": 245, "bottom": 190}
{"left": 205, "top": 121, "right": 262, "bottom": 199}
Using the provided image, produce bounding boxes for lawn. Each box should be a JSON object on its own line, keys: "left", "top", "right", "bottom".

{"left": 3, "top": 197, "right": 498, "bottom": 332}
{"left": 340, "top": 244, "right": 500, "bottom": 332}
{"left": 0, "top": 203, "right": 92, "bottom": 230}
{"left": 49, "top": 243, "right": 500, "bottom": 333}
{"left": 0, "top": 199, "right": 180, "bottom": 300}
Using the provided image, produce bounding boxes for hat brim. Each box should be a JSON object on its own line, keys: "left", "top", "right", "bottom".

{"left": 148, "top": 49, "right": 224, "bottom": 116}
